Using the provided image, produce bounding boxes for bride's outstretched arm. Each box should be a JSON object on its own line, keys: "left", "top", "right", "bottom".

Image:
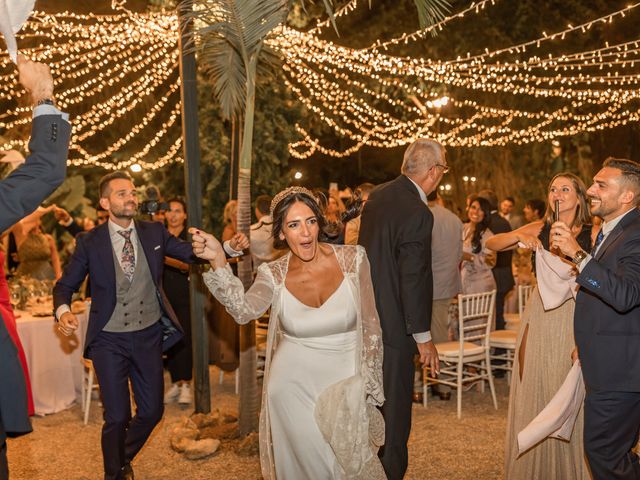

{"left": 190, "top": 227, "right": 274, "bottom": 325}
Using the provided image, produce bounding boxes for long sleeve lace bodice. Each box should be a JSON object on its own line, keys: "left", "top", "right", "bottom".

{"left": 203, "top": 262, "right": 274, "bottom": 324}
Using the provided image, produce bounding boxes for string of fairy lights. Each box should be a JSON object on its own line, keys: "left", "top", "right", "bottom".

{"left": 0, "top": 9, "right": 181, "bottom": 170}
{"left": 271, "top": 2, "right": 640, "bottom": 158}
{"left": 0, "top": 2, "right": 639, "bottom": 168}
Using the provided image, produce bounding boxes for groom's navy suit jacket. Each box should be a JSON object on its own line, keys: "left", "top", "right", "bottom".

{"left": 53, "top": 220, "right": 198, "bottom": 357}
{"left": 575, "top": 207, "right": 640, "bottom": 392}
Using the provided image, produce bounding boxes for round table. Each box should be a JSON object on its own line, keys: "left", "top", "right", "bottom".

{"left": 15, "top": 309, "right": 88, "bottom": 415}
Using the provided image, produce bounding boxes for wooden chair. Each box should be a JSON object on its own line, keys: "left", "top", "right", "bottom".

{"left": 423, "top": 290, "right": 498, "bottom": 418}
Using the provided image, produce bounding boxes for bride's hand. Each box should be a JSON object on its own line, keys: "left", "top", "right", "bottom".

{"left": 189, "top": 227, "right": 226, "bottom": 268}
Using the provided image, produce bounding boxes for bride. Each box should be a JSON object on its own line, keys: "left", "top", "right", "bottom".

{"left": 190, "top": 186, "right": 385, "bottom": 479}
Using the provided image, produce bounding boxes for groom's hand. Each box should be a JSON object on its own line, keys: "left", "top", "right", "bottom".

{"left": 417, "top": 341, "right": 440, "bottom": 377}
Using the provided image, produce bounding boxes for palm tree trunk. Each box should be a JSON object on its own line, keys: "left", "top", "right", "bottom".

{"left": 236, "top": 55, "right": 259, "bottom": 435}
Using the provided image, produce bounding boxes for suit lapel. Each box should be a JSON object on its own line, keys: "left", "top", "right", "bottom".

{"left": 595, "top": 208, "right": 640, "bottom": 260}
{"left": 135, "top": 221, "right": 157, "bottom": 281}
{"left": 95, "top": 223, "right": 116, "bottom": 285}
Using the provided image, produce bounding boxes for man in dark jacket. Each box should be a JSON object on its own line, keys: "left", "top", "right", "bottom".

{"left": 552, "top": 158, "right": 640, "bottom": 480}
{"left": 0, "top": 55, "right": 70, "bottom": 480}
{"left": 359, "top": 138, "right": 444, "bottom": 479}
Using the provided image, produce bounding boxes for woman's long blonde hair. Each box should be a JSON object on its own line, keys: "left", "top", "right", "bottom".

{"left": 544, "top": 172, "right": 591, "bottom": 228}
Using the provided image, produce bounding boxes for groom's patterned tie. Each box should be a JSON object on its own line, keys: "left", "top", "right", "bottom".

{"left": 118, "top": 229, "right": 135, "bottom": 281}
{"left": 591, "top": 228, "right": 605, "bottom": 256}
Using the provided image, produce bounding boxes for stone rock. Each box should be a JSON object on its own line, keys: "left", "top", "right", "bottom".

{"left": 200, "top": 422, "right": 238, "bottom": 441}
{"left": 191, "top": 412, "right": 218, "bottom": 429}
{"left": 183, "top": 438, "right": 221, "bottom": 460}
{"left": 171, "top": 436, "right": 196, "bottom": 453}
{"left": 181, "top": 418, "right": 198, "bottom": 430}
{"left": 170, "top": 427, "right": 200, "bottom": 452}
{"left": 222, "top": 413, "right": 237, "bottom": 424}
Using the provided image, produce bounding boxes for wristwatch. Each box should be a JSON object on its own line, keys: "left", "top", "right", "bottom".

{"left": 36, "top": 98, "right": 55, "bottom": 106}
{"left": 572, "top": 249, "right": 588, "bottom": 266}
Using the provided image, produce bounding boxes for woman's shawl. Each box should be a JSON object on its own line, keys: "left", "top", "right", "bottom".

{"left": 203, "top": 244, "right": 385, "bottom": 479}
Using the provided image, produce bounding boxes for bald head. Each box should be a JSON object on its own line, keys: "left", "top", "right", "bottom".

{"left": 401, "top": 138, "right": 445, "bottom": 177}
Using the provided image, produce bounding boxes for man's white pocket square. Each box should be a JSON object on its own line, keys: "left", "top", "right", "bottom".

{"left": 154, "top": 245, "right": 161, "bottom": 250}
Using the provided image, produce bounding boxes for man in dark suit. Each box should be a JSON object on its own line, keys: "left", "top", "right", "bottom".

{"left": 477, "top": 190, "right": 514, "bottom": 334}
{"left": 359, "top": 138, "right": 444, "bottom": 479}
{"left": 54, "top": 172, "right": 204, "bottom": 480}
{"left": 552, "top": 158, "right": 640, "bottom": 480}
{"left": 0, "top": 55, "right": 70, "bottom": 480}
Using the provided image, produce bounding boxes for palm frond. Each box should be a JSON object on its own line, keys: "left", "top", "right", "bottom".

{"left": 188, "top": 0, "right": 287, "bottom": 117}
{"left": 200, "top": 33, "right": 246, "bottom": 118}
{"left": 414, "top": 0, "right": 450, "bottom": 32}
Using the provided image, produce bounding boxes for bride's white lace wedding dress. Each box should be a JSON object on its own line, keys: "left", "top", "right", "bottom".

{"left": 203, "top": 244, "right": 385, "bottom": 479}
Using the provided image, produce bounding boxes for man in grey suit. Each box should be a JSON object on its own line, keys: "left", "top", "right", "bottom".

{"left": 552, "top": 158, "right": 640, "bottom": 480}
{"left": 0, "top": 55, "right": 70, "bottom": 480}
{"left": 423, "top": 190, "right": 462, "bottom": 401}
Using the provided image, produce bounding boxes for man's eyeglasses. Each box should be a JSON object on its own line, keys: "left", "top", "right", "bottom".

{"left": 434, "top": 163, "right": 450, "bottom": 174}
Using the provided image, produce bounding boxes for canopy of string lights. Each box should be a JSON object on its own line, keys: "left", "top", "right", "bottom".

{"left": 1, "top": 0, "right": 638, "bottom": 169}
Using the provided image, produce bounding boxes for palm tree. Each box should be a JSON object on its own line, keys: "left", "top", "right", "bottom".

{"left": 188, "top": 0, "right": 449, "bottom": 436}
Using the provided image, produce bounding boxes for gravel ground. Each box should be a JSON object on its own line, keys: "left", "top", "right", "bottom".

{"left": 7, "top": 367, "right": 508, "bottom": 480}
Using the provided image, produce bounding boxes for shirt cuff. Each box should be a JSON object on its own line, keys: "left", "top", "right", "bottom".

{"left": 413, "top": 331, "right": 432, "bottom": 344}
{"left": 55, "top": 304, "right": 71, "bottom": 321}
{"left": 33, "top": 104, "right": 70, "bottom": 123}
{"left": 223, "top": 240, "right": 243, "bottom": 257}
{"left": 577, "top": 253, "right": 593, "bottom": 273}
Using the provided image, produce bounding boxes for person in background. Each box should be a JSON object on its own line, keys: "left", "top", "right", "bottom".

{"left": 344, "top": 183, "right": 375, "bottom": 245}
{"left": 162, "top": 198, "right": 194, "bottom": 406}
{"left": 13, "top": 210, "right": 61, "bottom": 281}
{"left": 0, "top": 54, "right": 70, "bottom": 480}
{"left": 499, "top": 196, "right": 524, "bottom": 229}
{"left": 461, "top": 197, "right": 496, "bottom": 294}
{"left": 222, "top": 200, "right": 238, "bottom": 243}
{"left": 415, "top": 189, "right": 462, "bottom": 402}
{"left": 359, "top": 138, "right": 443, "bottom": 479}
{"left": 326, "top": 191, "right": 346, "bottom": 224}
{"left": 0, "top": 248, "right": 34, "bottom": 417}
{"left": 313, "top": 189, "right": 344, "bottom": 244}
{"left": 523, "top": 199, "right": 546, "bottom": 223}
{"left": 54, "top": 205, "right": 108, "bottom": 237}
{"left": 477, "top": 190, "right": 514, "bottom": 353}
{"left": 250, "top": 194, "right": 285, "bottom": 272}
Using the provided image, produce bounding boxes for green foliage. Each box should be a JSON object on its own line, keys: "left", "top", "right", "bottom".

{"left": 189, "top": 0, "right": 287, "bottom": 119}
{"left": 145, "top": 71, "right": 302, "bottom": 236}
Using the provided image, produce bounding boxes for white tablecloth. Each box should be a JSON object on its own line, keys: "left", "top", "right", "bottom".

{"left": 15, "top": 309, "right": 88, "bottom": 415}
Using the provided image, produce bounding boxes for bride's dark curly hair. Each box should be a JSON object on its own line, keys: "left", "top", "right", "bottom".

{"left": 272, "top": 191, "right": 329, "bottom": 250}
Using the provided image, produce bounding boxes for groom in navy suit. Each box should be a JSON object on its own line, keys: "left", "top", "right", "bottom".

{"left": 552, "top": 158, "right": 640, "bottom": 480}
{"left": 54, "top": 172, "right": 202, "bottom": 480}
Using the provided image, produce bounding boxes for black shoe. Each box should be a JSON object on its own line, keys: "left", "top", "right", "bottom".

{"left": 493, "top": 370, "right": 506, "bottom": 379}
{"left": 122, "top": 464, "right": 134, "bottom": 480}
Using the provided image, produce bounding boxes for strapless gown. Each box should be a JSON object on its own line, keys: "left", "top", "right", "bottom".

{"left": 268, "top": 278, "right": 357, "bottom": 479}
